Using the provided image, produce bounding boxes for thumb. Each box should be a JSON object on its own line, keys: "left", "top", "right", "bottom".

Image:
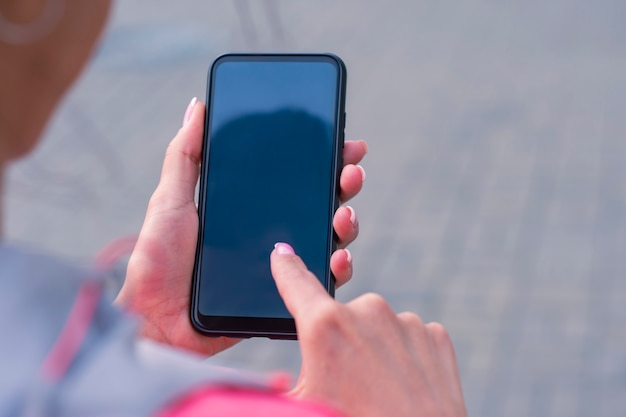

{"left": 271, "top": 243, "right": 333, "bottom": 321}
{"left": 152, "top": 98, "right": 205, "bottom": 210}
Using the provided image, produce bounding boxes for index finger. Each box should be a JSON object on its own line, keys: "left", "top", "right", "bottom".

{"left": 270, "top": 243, "right": 334, "bottom": 321}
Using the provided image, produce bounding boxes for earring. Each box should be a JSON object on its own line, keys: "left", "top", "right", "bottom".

{"left": 0, "top": 0, "right": 66, "bottom": 45}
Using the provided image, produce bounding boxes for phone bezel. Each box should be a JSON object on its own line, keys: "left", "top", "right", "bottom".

{"left": 190, "top": 53, "right": 347, "bottom": 339}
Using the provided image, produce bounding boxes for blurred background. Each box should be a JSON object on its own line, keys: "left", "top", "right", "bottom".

{"left": 5, "top": 1, "right": 626, "bottom": 416}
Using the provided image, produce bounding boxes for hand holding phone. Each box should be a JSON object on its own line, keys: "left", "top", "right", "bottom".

{"left": 119, "top": 92, "right": 365, "bottom": 355}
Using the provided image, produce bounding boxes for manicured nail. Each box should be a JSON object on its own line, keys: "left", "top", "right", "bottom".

{"left": 356, "top": 164, "right": 366, "bottom": 182}
{"left": 183, "top": 97, "right": 197, "bottom": 126}
{"left": 274, "top": 242, "right": 295, "bottom": 255}
{"left": 345, "top": 248, "right": 352, "bottom": 264}
{"left": 359, "top": 140, "right": 369, "bottom": 154}
{"left": 345, "top": 205, "right": 357, "bottom": 227}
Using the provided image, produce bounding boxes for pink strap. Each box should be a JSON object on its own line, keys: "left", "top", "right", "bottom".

{"left": 40, "top": 235, "right": 138, "bottom": 382}
{"left": 40, "top": 280, "right": 101, "bottom": 382}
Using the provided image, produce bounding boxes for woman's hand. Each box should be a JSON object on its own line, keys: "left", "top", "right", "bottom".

{"left": 270, "top": 243, "right": 467, "bottom": 417}
{"left": 115, "top": 99, "right": 367, "bottom": 356}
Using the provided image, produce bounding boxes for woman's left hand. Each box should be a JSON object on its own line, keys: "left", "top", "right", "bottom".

{"left": 115, "top": 99, "right": 367, "bottom": 356}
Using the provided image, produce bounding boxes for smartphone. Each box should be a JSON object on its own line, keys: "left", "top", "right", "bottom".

{"left": 190, "top": 53, "right": 347, "bottom": 339}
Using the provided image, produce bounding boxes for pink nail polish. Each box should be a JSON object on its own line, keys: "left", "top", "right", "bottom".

{"left": 274, "top": 242, "right": 295, "bottom": 255}
{"left": 345, "top": 249, "right": 352, "bottom": 264}
{"left": 183, "top": 97, "right": 197, "bottom": 126}
{"left": 356, "top": 165, "right": 366, "bottom": 181}
{"left": 346, "top": 205, "right": 357, "bottom": 226}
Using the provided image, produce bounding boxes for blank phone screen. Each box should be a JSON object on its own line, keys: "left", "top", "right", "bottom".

{"left": 197, "top": 56, "right": 341, "bottom": 319}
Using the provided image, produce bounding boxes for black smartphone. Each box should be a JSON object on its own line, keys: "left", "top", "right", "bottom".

{"left": 190, "top": 53, "right": 347, "bottom": 339}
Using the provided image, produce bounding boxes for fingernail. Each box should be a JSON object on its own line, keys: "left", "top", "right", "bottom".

{"left": 345, "top": 248, "right": 352, "bottom": 264}
{"left": 359, "top": 140, "right": 369, "bottom": 154}
{"left": 345, "top": 205, "right": 357, "bottom": 228}
{"left": 274, "top": 242, "right": 295, "bottom": 255}
{"left": 183, "top": 97, "right": 197, "bottom": 126}
{"left": 356, "top": 164, "right": 366, "bottom": 182}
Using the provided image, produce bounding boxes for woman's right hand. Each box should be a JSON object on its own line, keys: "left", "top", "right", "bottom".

{"left": 270, "top": 243, "right": 467, "bottom": 417}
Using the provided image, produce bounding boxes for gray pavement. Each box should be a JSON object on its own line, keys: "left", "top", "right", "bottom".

{"left": 5, "top": 1, "right": 626, "bottom": 416}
